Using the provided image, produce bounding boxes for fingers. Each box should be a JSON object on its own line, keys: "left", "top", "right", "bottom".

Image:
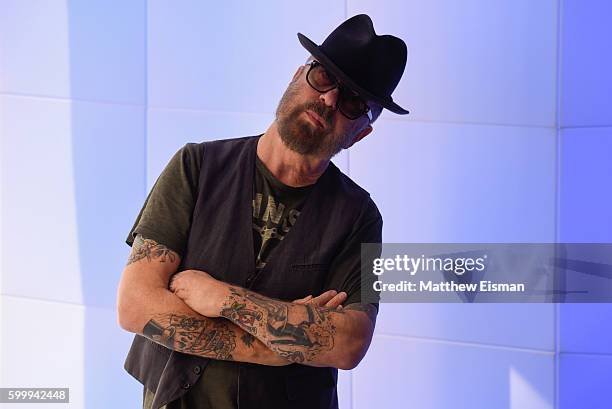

{"left": 292, "top": 290, "right": 348, "bottom": 309}
{"left": 309, "top": 290, "right": 348, "bottom": 308}
{"left": 309, "top": 290, "right": 338, "bottom": 306}
{"left": 168, "top": 271, "right": 185, "bottom": 292}
{"left": 324, "top": 291, "right": 347, "bottom": 309}
{"left": 292, "top": 294, "right": 313, "bottom": 304}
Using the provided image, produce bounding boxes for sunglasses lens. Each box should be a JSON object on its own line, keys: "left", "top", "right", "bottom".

{"left": 339, "top": 91, "right": 368, "bottom": 119}
{"left": 308, "top": 63, "right": 336, "bottom": 92}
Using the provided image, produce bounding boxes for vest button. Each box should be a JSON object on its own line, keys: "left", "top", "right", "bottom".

{"left": 182, "top": 382, "right": 191, "bottom": 389}
{"left": 193, "top": 365, "right": 201, "bottom": 374}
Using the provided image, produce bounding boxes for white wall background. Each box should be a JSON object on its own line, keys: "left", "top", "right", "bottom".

{"left": 557, "top": 1, "right": 612, "bottom": 408}
{"left": 0, "top": 1, "right": 610, "bottom": 408}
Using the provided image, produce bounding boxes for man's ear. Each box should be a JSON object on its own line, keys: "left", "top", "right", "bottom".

{"left": 291, "top": 65, "right": 305, "bottom": 82}
{"left": 346, "top": 125, "right": 373, "bottom": 149}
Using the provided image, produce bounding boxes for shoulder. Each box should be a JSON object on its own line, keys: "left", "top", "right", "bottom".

{"left": 180, "top": 141, "right": 205, "bottom": 160}
{"left": 182, "top": 135, "right": 259, "bottom": 156}
{"left": 159, "top": 143, "right": 204, "bottom": 191}
{"left": 190, "top": 135, "right": 260, "bottom": 166}
{"left": 327, "top": 163, "right": 382, "bottom": 221}
{"left": 200, "top": 135, "right": 259, "bottom": 152}
{"left": 178, "top": 135, "right": 259, "bottom": 174}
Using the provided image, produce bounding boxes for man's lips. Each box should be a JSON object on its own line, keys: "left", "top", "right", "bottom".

{"left": 305, "top": 110, "right": 326, "bottom": 129}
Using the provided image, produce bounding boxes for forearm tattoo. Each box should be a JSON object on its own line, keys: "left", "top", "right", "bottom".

{"left": 143, "top": 314, "right": 236, "bottom": 360}
{"left": 127, "top": 234, "right": 177, "bottom": 265}
{"left": 220, "top": 287, "right": 342, "bottom": 364}
{"left": 241, "top": 333, "right": 256, "bottom": 348}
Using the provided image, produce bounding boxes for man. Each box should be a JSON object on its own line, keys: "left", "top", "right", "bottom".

{"left": 117, "top": 14, "right": 409, "bottom": 409}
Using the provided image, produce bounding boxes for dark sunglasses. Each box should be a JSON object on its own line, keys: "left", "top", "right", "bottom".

{"left": 305, "top": 61, "right": 372, "bottom": 121}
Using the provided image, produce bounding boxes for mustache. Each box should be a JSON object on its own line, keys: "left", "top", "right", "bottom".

{"left": 300, "top": 102, "right": 335, "bottom": 127}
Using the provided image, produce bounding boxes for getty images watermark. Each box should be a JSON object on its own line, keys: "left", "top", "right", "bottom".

{"left": 371, "top": 253, "right": 522, "bottom": 292}
{"left": 360, "top": 243, "right": 612, "bottom": 303}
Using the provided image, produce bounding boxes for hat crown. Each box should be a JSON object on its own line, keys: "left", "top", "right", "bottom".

{"left": 298, "top": 14, "right": 409, "bottom": 114}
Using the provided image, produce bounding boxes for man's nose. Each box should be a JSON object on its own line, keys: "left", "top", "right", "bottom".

{"left": 319, "top": 88, "right": 339, "bottom": 110}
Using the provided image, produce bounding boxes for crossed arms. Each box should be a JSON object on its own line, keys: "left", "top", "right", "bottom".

{"left": 117, "top": 234, "right": 377, "bottom": 370}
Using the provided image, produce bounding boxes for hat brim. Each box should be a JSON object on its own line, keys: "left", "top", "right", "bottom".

{"left": 297, "top": 33, "right": 409, "bottom": 115}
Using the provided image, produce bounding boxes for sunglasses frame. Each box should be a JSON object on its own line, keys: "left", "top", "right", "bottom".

{"left": 305, "top": 61, "right": 373, "bottom": 122}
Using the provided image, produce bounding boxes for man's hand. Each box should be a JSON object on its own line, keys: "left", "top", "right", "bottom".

{"left": 169, "top": 269, "right": 229, "bottom": 318}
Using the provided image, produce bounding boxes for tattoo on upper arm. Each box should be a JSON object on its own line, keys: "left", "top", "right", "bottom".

{"left": 127, "top": 234, "right": 177, "bottom": 265}
{"left": 343, "top": 303, "right": 378, "bottom": 326}
{"left": 143, "top": 313, "right": 236, "bottom": 360}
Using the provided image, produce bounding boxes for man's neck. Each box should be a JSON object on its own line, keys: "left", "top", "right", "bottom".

{"left": 257, "top": 122, "right": 330, "bottom": 187}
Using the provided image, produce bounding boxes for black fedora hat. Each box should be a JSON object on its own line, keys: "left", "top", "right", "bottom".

{"left": 298, "top": 14, "right": 409, "bottom": 115}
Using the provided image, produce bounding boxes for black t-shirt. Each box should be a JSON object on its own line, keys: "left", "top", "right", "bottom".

{"left": 252, "top": 155, "right": 313, "bottom": 270}
{"left": 126, "top": 141, "right": 380, "bottom": 409}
